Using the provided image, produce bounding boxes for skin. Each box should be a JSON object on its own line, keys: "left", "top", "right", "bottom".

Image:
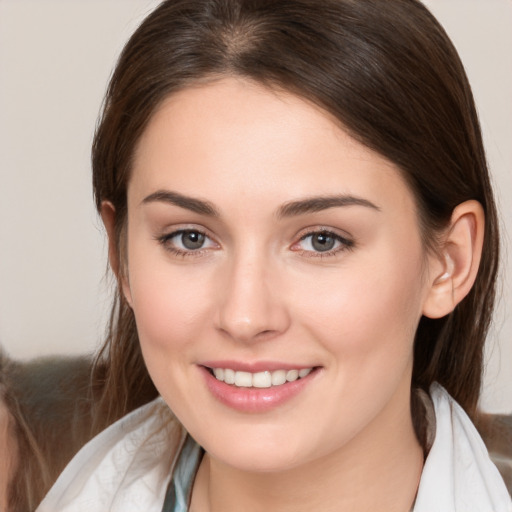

{"left": 103, "top": 77, "right": 484, "bottom": 511}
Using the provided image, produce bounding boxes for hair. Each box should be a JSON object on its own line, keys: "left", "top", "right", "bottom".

{"left": 1, "top": 352, "right": 97, "bottom": 511}
{"left": 90, "top": 0, "right": 499, "bottom": 437}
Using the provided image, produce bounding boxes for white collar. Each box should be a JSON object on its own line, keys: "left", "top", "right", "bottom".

{"left": 36, "top": 397, "right": 185, "bottom": 512}
{"left": 414, "top": 383, "right": 511, "bottom": 511}
{"left": 37, "top": 385, "right": 511, "bottom": 512}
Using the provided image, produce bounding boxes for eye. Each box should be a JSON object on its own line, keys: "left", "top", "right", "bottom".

{"left": 292, "top": 229, "right": 354, "bottom": 256}
{"left": 158, "top": 229, "right": 217, "bottom": 254}
{"left": 178, "top": 230, "right": 207, "bottom": 250}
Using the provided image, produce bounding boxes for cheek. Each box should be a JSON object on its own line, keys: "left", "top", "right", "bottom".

{"left": 294, "top": 248, "right": 426, "bottom": 360}
{"left": 126, "top": 245, "right": 214, "bottom": 354}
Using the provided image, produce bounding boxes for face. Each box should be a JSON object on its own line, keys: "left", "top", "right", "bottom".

{"left": 122, "top": 77, "right": 436, "bottom": 473}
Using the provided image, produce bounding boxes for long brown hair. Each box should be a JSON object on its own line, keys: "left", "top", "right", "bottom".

{"left": 2, "top": 352, "right": 97, "bottom": 511}
{"left": 90, "top": 0, "right": 499, "bottom": 434}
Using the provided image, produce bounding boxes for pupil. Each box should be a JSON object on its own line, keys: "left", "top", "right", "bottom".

{"left": 182, "top": 231, "right": 205, "bottom": 250}
{"left": 312, "top": 233, "right": 335, "bottom": 252}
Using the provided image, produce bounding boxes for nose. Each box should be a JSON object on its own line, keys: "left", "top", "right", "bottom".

{"left": 214, "top": 251, "right": 290, "bottom": 343}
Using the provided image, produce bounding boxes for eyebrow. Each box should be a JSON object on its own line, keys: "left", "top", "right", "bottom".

{"left": 141, "top": 190, "right": 220, "bottom": 216}
{"left": 141, "top": 189, "right": 380, "bottom": 218}
{"left": 277, "top": 195, "right": 380, "bottom": 218}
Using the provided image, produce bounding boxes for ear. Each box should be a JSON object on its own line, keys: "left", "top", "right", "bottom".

{"left": 100, "top": 201, "right": 133, "bottom": 307}
{"left": 422, "top": 200, "right": 485, "bottom": 319}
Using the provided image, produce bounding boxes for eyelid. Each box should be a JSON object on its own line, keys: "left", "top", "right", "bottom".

{"left": 155, "top": 225, "right": 220, "bottom": 256}
{"left": 290, "top": 227, "right": 355, "bottom": 257}
{"left": 154, "top": 224, "right": 354, "bottom": 259}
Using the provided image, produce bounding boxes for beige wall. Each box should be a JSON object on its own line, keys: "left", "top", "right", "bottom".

{"left": 0, "top": 0, "right": 511, "bottom": 412}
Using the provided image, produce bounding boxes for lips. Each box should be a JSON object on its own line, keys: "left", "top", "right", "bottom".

{"left": 200, "top": 363, "right": 320, "bottom": 412}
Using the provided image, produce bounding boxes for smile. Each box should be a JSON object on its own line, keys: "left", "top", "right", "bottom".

{"left": 211, "top": 367, "right": 313, "bottom": 388}
{"left": 201, "top": 364, "right": 320, "bottom": 412}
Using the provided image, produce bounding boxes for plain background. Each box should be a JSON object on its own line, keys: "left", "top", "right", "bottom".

{"left": 0, "top": 0, "right": 511, "bottom": 412}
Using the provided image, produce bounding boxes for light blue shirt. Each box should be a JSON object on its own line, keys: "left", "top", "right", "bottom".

{"left": 162, "top": 435, "right": 202, "bottom": 512}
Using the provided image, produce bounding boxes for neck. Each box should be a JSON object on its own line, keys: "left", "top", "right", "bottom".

{"left": 190, "top": 388, "right": 424, "bottom": 512}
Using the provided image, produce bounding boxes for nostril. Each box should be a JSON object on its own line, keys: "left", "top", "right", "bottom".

{"left": 254, "top": 329, "right": 278, "bottom": 340}
{"left": 214, "top": 283, "right": 291, "bottom": 342}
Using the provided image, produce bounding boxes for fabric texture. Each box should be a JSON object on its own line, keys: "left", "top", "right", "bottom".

{"left": 35, "top": 398, "right": 186, "bottom": 512}
{"left": 36, "top": 384, "right": 512, "bottom": 512}
{"left": 161, "top": 435, "right": 202, "bottom": 512}
{"left": 414, "top": 383, "right": 511, "bottom": 511}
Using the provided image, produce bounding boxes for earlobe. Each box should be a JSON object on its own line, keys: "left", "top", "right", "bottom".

{"left": 100, "top": 201, "right": 133, "bottom": 307}
{"left": 422, "top": 200, "right": 485, "bottom": 319}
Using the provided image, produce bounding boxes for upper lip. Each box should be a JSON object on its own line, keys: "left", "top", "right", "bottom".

{"left": 200, "top": 360, "right": 318, "bottom": 373}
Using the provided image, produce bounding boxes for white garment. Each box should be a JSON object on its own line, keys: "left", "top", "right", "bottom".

{"left": 414, "top": 384, "right": 511, "bottom": 511}
{"left": 36, "top": 399, "right": 185, "bottom": 512}
{"left": 36, "top": 384, "right": 512, "bottom": 512}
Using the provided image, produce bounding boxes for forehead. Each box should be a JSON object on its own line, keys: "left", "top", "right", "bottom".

{"left": 129, "top": 77, "right": 415, "bottom": 216}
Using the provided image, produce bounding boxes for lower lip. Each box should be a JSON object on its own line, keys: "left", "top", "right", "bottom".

{"left": 200, "top": 366, "right": 319, "bottom": 413}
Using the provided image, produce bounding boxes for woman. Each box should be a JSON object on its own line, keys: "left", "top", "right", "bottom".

{"left": 9, "top": 0, "right": 512, "bottom": 510}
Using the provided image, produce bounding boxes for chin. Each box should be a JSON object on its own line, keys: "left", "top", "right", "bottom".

{"left": 213, "top": 447, "right": 306, "bottom": 474}
{"left": 196, "top": 423, "right": 316, "bottom": 474}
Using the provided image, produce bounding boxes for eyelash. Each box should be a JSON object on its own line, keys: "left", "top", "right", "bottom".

{"left": 156, "top": 228, "right": 355, "bottom": 259}
{"left": 292, "top": 229, "right": 355, "bottom": 259}
{"left": 156, "top": 229, "right": 216, "bottom": 258}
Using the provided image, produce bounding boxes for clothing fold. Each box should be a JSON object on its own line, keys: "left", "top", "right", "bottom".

{"left": 36, "top": 384, "right": 512, "bottom": 512}
{"left": 414, "top": 383, "right": 511, "bottom": 511}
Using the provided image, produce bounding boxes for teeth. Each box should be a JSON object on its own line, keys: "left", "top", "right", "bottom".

{"left": 271, "top": 370, "right": 286, "bottom": 386}
{"left": 211, "top": 367, "right": 314, "bottom": 388}
{"left": 252, "top": 371, "right": 272, "bottom": 388}
{"left": 286, "top": 369, "right": 299, "bottom": 382}
{"left": 224, "top": 368, "right": 235, "bottom": 385}
{"left": 234, "top": 371, "right": 252, "bottom": 387}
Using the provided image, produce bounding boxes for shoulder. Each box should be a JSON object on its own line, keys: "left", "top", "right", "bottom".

{"left": 414, "top": 384, "right": 512, "bottom": 512}
{"left": 36, "top": 397, "right": 186, "bottom": 512}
